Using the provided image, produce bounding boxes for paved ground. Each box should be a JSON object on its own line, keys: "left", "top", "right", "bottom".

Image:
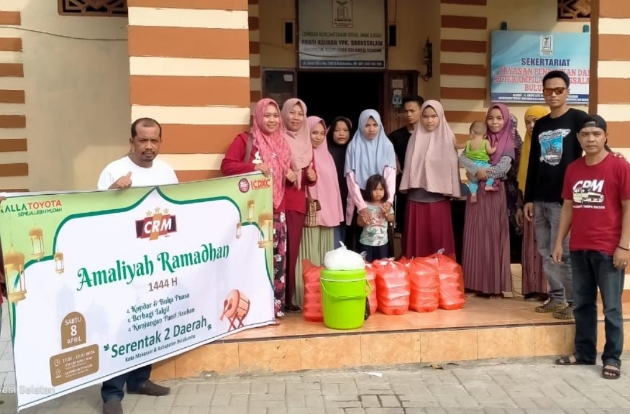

{"left": 2, "top": 304, "right": 630, "bottom": 414}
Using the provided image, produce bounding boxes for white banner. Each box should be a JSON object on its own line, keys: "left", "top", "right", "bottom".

{"left": 298, "top": 0, "right": 386, "bottom": 69}
{"left": 0, "top": 174, "right": 276, "bottom": 411}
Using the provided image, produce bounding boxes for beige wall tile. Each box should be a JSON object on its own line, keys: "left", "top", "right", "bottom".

{"left": 238, "top": 339, "right": 301, "bottom": 373}
{"left": 420, "top": 330, "right": 478, "bottom": 362}
{"left": 175, "top": 343, "right": 240, "bottom": 377}
{"left": 534, "top": 325, "right": 573, "bottom": 357}
{"left": 301, "top": 336, "right": 361, "bottom": 370}
{"left": 477, "top": 327, "right": 535, "bottom": 359}
{"left": 360, "top": 333, "right": 421, "bottom": 366}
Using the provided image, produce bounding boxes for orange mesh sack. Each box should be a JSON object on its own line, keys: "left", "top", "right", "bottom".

{"left": 407, "top": 258, "right": 440, "bottom": 312}
{"left": 374, "top": 259, "right": 410, "bottom": 315}
{"left": 431, "top": 253, "right": 466, "bottom": 310}
{"left": 302, "top": 259, "right": 323, "bottom": 322}
{"left": 364, "top": 263, "right": 378, "bottom": 315}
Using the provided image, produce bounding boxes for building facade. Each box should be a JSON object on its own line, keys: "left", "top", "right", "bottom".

{"left": 1, "top": 0, "right": 627, "bottom": 192}
{"left": 1, "top": 0, "right": 629, "bottom": 381}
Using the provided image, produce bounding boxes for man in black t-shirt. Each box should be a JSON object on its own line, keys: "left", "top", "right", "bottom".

{"left": 388, "top": 95, "right": 424, "bottom": 232}
{"left": 523, "top": 71, "right": 588, "bottom": 320}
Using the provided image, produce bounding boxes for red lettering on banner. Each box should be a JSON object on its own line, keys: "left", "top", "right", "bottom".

{"left": 252, "top": 179, "right": 271, "bottom": 190}
{"left": 27, "top": 200, "right": 62, "bottom": 210}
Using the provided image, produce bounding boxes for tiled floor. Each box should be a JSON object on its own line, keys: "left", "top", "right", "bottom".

{"left": 223, "top": 296, "right": 596, "bottom": 342}
{"left": 0, "top": 292, "right": 578, "bottom": 387}
{"left": 1, "top": 293, "right": 628, "bottom": 401}
{"left": 219, "top": 263, "right": 621, "bottom": 342}
{"left": 147, "top": 294, "right": 630, "bottom": 379}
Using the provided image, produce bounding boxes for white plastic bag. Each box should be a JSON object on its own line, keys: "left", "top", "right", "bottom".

{"left": 324, "top": 242, "right": 365, "bottom": 271}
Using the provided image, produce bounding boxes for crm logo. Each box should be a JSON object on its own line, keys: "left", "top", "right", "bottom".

{"left": 135, "top": 207, "right": 177, "bottom": 240}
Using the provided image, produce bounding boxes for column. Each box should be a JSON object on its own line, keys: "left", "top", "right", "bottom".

{"left": 127, "top": 0, "right": 251, "bottom": 181}
{"left": 0, "top": 11, "right": 28, "bottom": 191}
{"left": 249, "top": 0, "right": 262, "bottom": 114}
{"left": 590, "top": 0, "right": 630, "bottom": 154}
{"left": 439, "top": 0, "right": 489, "bottom": 144}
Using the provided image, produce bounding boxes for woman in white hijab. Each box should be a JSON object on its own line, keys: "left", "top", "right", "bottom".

{"left": 344, "top": 109, "right": 396, "bottom": 254}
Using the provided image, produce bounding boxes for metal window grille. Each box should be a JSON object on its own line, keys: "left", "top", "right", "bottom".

{"left": 557, "top": 0, "right": 591, "bottom": 21}
{"left": 59, "top": 0, "right": 128, "bottom": 16}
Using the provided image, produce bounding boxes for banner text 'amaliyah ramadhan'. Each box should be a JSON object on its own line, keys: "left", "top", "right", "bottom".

{"left": 0, "top": 173, "right": 275, "bottom": 412}
{"left": 76, "top": 243, "right": 230, "bottom": 291}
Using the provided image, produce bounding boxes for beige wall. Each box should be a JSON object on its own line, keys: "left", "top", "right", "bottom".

{"left": 259, "top": 0, "right": 296, "bottom": 69}
{"left": 259, "top": 0, "right": 587, "bottom": 132}
{"left": 386, "top": 0, "right": 441, "bottom": 99}
{"left": 3, "top": 0, "right": 130, "bottom": 191}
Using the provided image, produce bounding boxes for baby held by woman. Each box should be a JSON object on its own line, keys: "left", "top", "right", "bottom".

{"left": 455, "top": 121, "right": 498, "bottom": 203}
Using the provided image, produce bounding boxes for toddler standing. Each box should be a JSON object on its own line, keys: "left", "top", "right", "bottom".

{"left": 357, "top": 174, "right": 395, "bottom": 262}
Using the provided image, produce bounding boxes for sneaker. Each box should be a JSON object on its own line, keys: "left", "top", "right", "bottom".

{"left": 535, "top": 299, "right": 567, "bottom": 313}
{"left": 553, "top": 305, "right": 575, "bottom": 320}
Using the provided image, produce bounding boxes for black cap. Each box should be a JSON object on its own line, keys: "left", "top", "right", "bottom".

{"left": 580, "top": 115, "right": 607, "bottom": 133}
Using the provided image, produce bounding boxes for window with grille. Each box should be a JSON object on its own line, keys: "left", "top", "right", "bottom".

{"left": 557, "top": 0, "right": 591, "bottom": 21}
{"left": 59, "top": 0, "right": 128, "bottom": 16}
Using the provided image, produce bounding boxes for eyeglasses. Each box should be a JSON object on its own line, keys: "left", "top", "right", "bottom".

{"left": 543, "top": 87, "right": 566, "bottom": 96}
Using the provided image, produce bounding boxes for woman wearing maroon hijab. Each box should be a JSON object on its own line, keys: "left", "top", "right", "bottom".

{"left": 460, "top": 103, "right": 516, "bottom": 298}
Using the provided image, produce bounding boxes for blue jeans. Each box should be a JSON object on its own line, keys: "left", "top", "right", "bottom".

{"left": 468, "top": 160, "right": 494, "bottom": 194}
{"left": 571, "top": 250, "right": 624, "bottom": 366}
{"left": 101, "top": 364, "right": 152, "bottom": 402}
{"left": 534, "top": 202, "right": 573, "bottom": 303}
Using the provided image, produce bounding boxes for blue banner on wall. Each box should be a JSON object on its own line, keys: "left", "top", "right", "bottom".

{"left": 490, "top": 31, "right": 590, "bottom": 104}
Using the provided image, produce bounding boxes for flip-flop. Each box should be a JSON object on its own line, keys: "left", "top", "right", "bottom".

{"left": 555, "top": 355, "right": 595, "bottom": 366}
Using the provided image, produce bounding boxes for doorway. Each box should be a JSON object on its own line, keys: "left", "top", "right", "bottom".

{"left": 297, "top": 71, "right": 384, "bottom": 129}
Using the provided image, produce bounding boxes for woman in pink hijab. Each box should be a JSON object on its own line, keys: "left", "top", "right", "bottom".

{"left": 400, "top": 100, "right": 461, "bottom": 259}
{"left": 281, "top": 98, "right": 317, "bottom": 311}
{"left": 459, "top": 103, "right": 515, "bottom": 299}
{"left": 221, "top": 98, "right": 292, "bottom": 318}
{"left": 294, "top": 116, "right": 344, "bottom": 307}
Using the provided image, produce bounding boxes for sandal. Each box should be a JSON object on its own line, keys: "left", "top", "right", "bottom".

{"left": 602, "top": 362, "right": 621, "bottom": 380}
{"left": 555, "top": 355, "right": 594, "bottom": 366}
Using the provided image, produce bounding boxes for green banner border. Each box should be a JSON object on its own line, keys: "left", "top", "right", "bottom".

{"left": 5, "top": 185, "right": 273, "bottom": 344}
